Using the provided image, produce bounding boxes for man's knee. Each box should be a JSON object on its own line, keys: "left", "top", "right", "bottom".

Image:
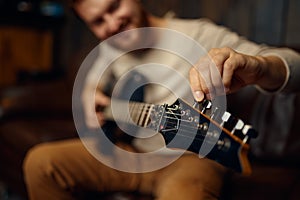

{"left": 23, "top": 141, "right": 83, "bottom": 199}
{"left": 23, "top": 142, "right": 65, "bottom": 183}
{"left": 24, "top": 143, "right": 50, "bottom": 173}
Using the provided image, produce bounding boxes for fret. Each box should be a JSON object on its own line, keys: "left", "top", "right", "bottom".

{"left": 129, "top": 102, "right": 139, "bottom": 125}
{"left": 137, "top": 104, "right": 146, "bottom": 126}
{"left": 143, "top": 104, "right": 153, "bottom": 127}
{"left": 129, "top": 103, "right": 152, "bottom": 127}
{"left": 127, "top": 102, "right": 154, "bottom": 128}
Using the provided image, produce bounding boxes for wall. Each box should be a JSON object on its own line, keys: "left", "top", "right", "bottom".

{"left": 58, "top": 0, "right": 300, "bottom": 81}
{"left": 140, "top": 0, "right": 300, "bottom": 47}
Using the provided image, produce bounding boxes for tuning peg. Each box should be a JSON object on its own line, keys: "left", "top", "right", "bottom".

{"left": 198, "top": 99, "right": 212, "bottom": 115}
{"left": 192, "top": 100, "right": 199, "bottom": 109}
{"left": 221, "top": 111, "right": 230, "bottom": 125}
{"left": 242, "top": 125, "right": 258, "bottom": 138}
{"left": 202, "top": 99, "right": 212, "bottom": 111}
{"left": 210, "top": 106, "right": 225, "bottom": 123}
{"left": 223, "top": 117, "right": 258, "bottom": 142}
{"left": 233, "top": 119, "right": 244, "bottom": 132}
{"left": 230, "top": 119, "right": 245, "bottom": 140}
{"left": 221, "top": 112, "right": 238, "bottom": 132}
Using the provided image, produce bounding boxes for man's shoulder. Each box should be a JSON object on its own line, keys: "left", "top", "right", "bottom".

{"left": 168, "top": 18, "right": 216, "bottom": 29}
{"left": 166, "top": 18, "right": 222, "bottom": 38}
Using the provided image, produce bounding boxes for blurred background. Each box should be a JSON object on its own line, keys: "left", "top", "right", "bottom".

{"left": 0, "top": 0, "right": 299, "bottom": 199}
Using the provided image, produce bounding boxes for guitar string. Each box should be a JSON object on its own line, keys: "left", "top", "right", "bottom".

{"left": 122, "top": 104, "right": 222, "bottom": 145}
{"left": 127, "top": 103, "right": 201, "bottom": 123}
{"left": 127, "top": 103, "right": 216, "bottom": 137}
{"left": 109, "top": 103, "right": 242, "bottom": 167}
{"left": 128, "top": 103, "right": 211, "bottom": 122}
{"left": 130, "top": 104, "right": 226, "bottom": 137}
{"left": 113, "top": 103, "right": 244, "bottom": 171}
{"left": 159, "top": 118, "right": 220, "bottom": 145}
{"left": 127, "top": 104, "right": 216, "bottom": 137}
{"left": 117, "top": 103, "right": 231, "bottom": 143}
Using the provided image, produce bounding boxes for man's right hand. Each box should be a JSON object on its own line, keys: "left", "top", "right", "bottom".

{"left": 189, "top": 47, "right": 287, "bottom": 101}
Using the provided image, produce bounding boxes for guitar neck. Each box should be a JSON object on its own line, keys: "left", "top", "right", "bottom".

{"left": 103, "top": 98, "right": 257, "bottom": 175}
{"left": 104, "top": 100, "right": 157, "bottom": 129}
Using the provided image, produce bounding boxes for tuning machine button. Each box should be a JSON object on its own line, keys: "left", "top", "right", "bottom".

{"left": 192, "top": 100, "right": 199, "bottom": 109}
{"left": 221, "top": 111, "right": 258, "bottom": 142}
{"left": 210, "top": 106, "right": 225, "bottom": 123}
{"left": 221, "top": 111, "right": 239, "bottom": 132}
{"left": 231, "top": 119, "right": 245, "bottom": 140}
{"left": 195, "top": 99, "right": 212, "bottom": 115}
{"left": 242, "top": 125, "right": 258, "bottom": 139}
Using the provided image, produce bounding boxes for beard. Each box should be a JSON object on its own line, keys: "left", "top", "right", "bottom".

{"left": 106, "top": 8, "right": 155, "bottom": 51}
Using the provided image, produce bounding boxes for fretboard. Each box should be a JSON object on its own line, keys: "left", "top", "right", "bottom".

{"left": 103, "top": 100, "right": 160, "bottom": 130}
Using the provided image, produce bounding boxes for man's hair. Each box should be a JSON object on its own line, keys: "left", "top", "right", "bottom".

{"left": 68, "top": 0, "right": 81, "bottom": 6}
{"left": 73, "top": 0, "right": 84, "bottom": 3}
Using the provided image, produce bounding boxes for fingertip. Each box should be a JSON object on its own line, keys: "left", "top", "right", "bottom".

{"left": 194, "top": 91, "right": 205, "bottom": 102}
{"left": 225, "top": 87, "right": 230, "bottom": 93}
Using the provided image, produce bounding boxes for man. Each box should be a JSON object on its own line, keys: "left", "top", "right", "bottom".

{"left": 23, "top": 0, "right": 300, "bottom": 199}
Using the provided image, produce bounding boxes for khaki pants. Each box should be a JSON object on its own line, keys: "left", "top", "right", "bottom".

{"left": 23, "top": 138, "right": 228, "bottom": 200}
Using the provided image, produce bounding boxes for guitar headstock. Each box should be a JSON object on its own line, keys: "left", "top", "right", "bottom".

{"left": 152, "top": 98, "right": 257, "bottom": 175}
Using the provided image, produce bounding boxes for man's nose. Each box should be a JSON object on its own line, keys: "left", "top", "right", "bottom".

{"left": 103, "top": 14, "right": 122, "bottom": 34}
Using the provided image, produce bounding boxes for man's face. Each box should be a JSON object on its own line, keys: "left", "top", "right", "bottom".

{"left": 74, "top": 0, "right": 148, "bottom": 49}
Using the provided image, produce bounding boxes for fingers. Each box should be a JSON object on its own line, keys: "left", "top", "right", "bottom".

{"left": 190, "top": 48, "right": 231, "bottom": 101}
{"left": 96, "top": 112, "right": 106, "bottom": 126}
{"left": 209, "top": 50, "right": 229, "bottom": 96}
{"left": 191, "top": 55, "right": 216, "bottom": 101}
{"left": 94, "top": 90, "right": 110, "bottom": 126}
{"left": 82, "top": 85, "right": 111, "bottom": 128}
{"left": 189, "top": 67, "right": 205, "bottom": 101}
{"left": 190, "top": 47, "right": 260, "bottom": 100}
{"left": 95, "top": 90, "right": 110, "bottom": 109}
{"left": 222, "top": 56, "right": 237, "bottom": 91}
{"left": 210, "top": 47, "right": 238, "bottom": 91}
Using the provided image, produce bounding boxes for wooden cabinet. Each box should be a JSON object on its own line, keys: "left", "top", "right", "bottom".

{"left": 0, "top": 26, "right": 54, "bottom": 87}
